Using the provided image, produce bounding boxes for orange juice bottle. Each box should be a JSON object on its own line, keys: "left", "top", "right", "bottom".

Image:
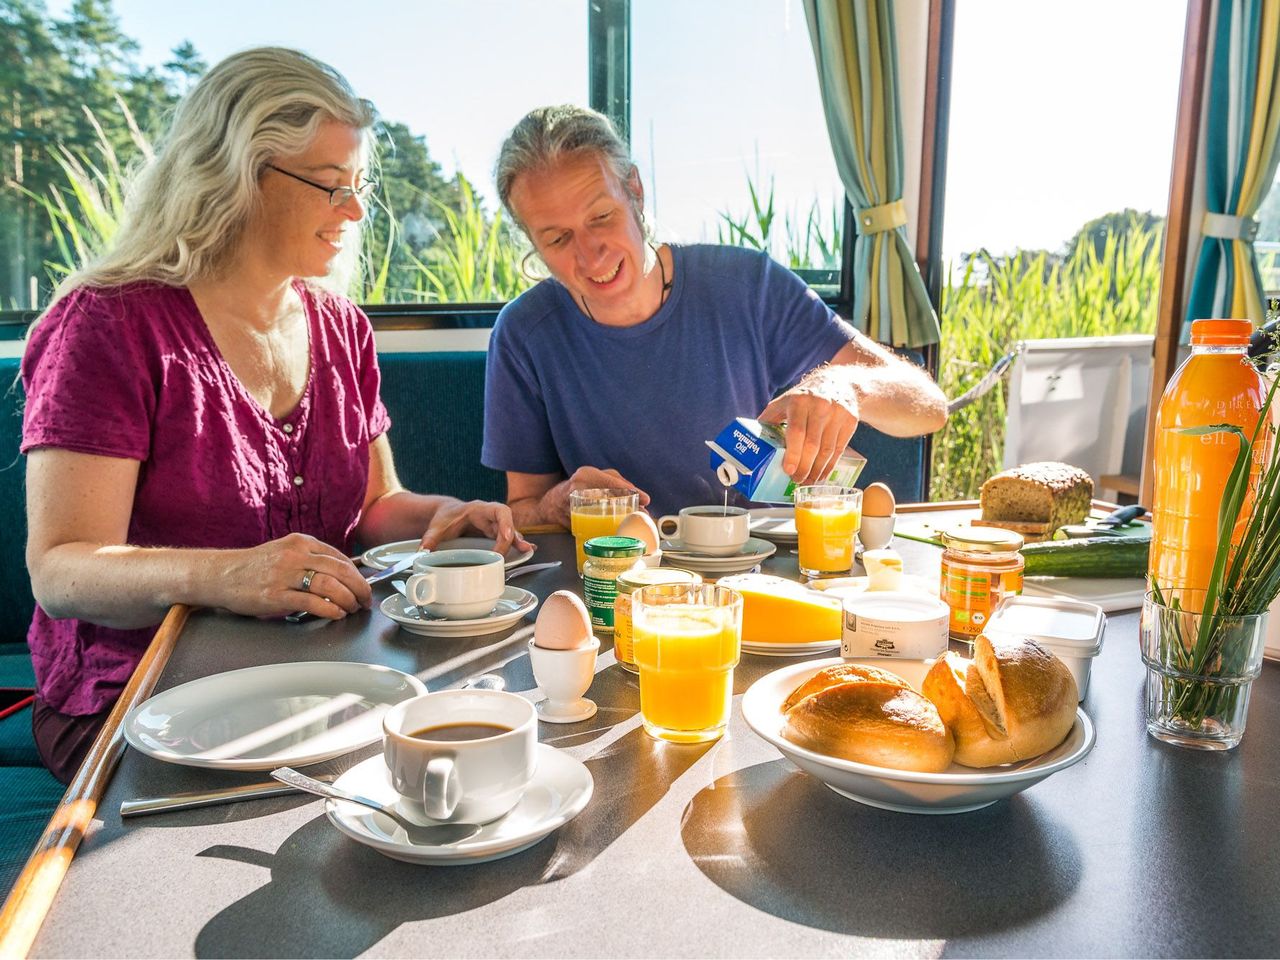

{"left": 1149, "top": 319, "right": 1265, "bottom": 594}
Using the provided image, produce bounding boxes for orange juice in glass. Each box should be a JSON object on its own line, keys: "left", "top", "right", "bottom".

{"left": 569, "top": 488, "right": 639, "bottom": 574}
{"left": 795, "top": 485, "right": 862, "bottom": 578}
{"left": 632, "top": 582, "right": 742, "bottom": 743}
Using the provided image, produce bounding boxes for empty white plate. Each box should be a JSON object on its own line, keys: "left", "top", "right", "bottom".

{"left": 325, "top": 745, "right": 593, "bottom": 865}
{"left": 741, "top": 637, "right": 840, "bottom": 657}
{"left": 124, "top": 662, "right": 427, "bottom": 771}
{"left": 380, "top": 586, "right": 538, "bottom": 637}
{"left": 748, "top": 508, "right": 798, "bottom": 542}
{"left": 362, "top": 537, "right": 535, "bottom": 572}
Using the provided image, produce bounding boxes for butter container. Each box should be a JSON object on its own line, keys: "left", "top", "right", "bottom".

{"left": 706, "top": 418, "right": 866, "bottom": 504}
{"left": 984, "top": 595, "right": 1105, "bottom": 701}
{"left": 841, "top": 591, "right": 949, "bottom": 660}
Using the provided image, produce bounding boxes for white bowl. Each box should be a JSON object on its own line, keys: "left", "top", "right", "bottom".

{"left": 741, "top": 657, "right": 1095, "bottom": 814}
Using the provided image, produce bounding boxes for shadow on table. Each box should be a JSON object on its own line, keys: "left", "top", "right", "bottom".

{"left": 680, "top": 759, "right": 1082, "bottom": 940}
{"left": 192, "top": 726, "right": 712, "bottom": 957}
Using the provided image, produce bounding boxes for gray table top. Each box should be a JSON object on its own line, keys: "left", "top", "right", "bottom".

{"left": 30, "top": 534, "right": 1280, "bottom": 958}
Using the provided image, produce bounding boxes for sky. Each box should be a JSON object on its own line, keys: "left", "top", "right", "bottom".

{"left": 58, "top": 0, "right": 1189, "bottom": 263}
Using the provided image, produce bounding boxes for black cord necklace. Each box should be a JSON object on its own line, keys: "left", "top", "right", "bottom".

{"left": 580, "top": 244, "right": 671, "bottom": 322}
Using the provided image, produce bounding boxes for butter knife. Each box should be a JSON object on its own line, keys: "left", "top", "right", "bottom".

{"left": 121, "top": 773, "right": 338, "bottom": 818}
{"left": 285, "top": 556, "right": 416, "bottom": 623}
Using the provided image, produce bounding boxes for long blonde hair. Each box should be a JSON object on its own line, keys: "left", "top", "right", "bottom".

{"left": 45, "top": 47, "right": 375, "bottom": 312}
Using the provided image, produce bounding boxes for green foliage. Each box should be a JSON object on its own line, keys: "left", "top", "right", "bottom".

{"left": 930, "top": 220, "right": 1164, "bottom": 501}
{"left": 717, "top": 173, "right": 842, "bottom": 270}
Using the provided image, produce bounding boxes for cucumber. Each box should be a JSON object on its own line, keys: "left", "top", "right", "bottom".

{"left": 1021, "top": 536, "right": 1149, "bottom": 579}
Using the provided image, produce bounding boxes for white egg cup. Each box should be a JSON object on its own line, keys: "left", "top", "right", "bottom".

{"left": 527, "top": 636, "right": 600, "bottom": 723}
{"left": 858, "top": 514, "right": 896, "bottom": 551}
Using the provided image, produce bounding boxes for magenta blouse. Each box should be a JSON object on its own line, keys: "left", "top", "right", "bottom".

{"left": 21, "top": 281, "right": 390, "bottom": 715}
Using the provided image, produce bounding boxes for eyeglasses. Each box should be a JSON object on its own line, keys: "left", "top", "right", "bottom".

{"left": 265, "top": 163, "right": 377, "bottom": 206}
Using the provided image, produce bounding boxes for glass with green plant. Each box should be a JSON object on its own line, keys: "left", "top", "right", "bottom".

{"left": 1141, "top": 350, "right": 1279, "bottom": 750}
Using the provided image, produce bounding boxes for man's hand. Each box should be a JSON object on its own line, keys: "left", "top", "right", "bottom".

{"left": 543, "top": 466, "right": 650, "bottom": 528}
{"left": 759, "top": 369, "right": 860, "bottom": 486}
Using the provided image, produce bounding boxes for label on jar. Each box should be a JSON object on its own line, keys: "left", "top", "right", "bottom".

{"left": 583, "top": 574, "right": 618, "bottom": 632}
{"left": 941, "top": 562, "right": 1023, "bottom": 638}
{"left": 614, "top": 592, "right": 636, "bottom": 666}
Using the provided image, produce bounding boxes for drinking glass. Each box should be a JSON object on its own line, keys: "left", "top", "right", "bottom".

{"left": 569, "top": 488, "right": 639, "bottom": 574}
{"left": 794, "top": 485, "right": 862, "bottom": 578}
{"left": 632, "top": 582, "right": 743, "bottom": 743}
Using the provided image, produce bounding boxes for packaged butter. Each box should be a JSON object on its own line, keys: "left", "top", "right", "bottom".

{"left": 841, "top": 591, "right": 949, "bottom": 660}
{"left": 705, "top": 418, "right": 866, "bottom": 504}
{"left": 717, "top": 573, "right": 842, "bottom": 645}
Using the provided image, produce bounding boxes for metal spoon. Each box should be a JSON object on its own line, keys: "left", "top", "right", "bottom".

{"left": 390, "top": 580, "right": 430, "bottom": 620}
{"left": 461, "top": 674, "right": 506, "bottom": 691}
{"left": 270, "top": 767, "right": 481, "bottom": 846}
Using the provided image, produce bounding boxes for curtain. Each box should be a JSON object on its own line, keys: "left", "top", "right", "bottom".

{"left": 803, "top": 0, "right": 940, "bottom": 348}
{"left": 1185, "top": 0, "right": 1280, "bottom": 338}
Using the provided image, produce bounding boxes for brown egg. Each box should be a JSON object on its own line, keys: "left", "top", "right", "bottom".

{"left": 616, "top": 511, "right": 660, "bottom": 554}
{"left": 862, "top": 482, "right": 896, "bottom": 518}
{"left": 533, "top": 590, "right": 594, "bottom": 650}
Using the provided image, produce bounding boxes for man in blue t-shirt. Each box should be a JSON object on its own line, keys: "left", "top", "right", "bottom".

{"left": 483, "top": 106, "right": 948, "bottom": 524}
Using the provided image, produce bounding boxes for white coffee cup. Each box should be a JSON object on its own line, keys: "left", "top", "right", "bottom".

{"left": 657, "top": 505, "right": 750, "bottom": 556}
{"left": 383, "top": 689, "right": 537, "bottom": 823}
{"left": 405, "top": 549, "right": 504, "bottom": 620}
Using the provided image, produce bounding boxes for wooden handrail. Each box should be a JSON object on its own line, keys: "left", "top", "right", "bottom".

{"left": 0, "top": 604, "right": 191, "bottom": 959}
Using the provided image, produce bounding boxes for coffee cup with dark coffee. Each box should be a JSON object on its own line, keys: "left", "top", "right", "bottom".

{"left": 405, "top": 549, "right": 505, "bottom": 620}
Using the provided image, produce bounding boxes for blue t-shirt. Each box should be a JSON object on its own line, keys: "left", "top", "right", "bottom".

{"left": 482, "top": 244, "right": 854, "bottom": 517}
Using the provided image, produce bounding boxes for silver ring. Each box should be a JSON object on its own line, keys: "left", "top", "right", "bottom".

{"left": 300, "top": 569, "right": 317, "bottom": 593}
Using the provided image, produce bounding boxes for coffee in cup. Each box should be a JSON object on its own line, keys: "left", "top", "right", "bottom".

{"left": 383, "top": 689, "right": 537, "bottom": 823}
{"left": 657, "top": 505, "right": 750, "bottom": 557}
{"left": 405, "top": 549, "right": 504, "bottom": 620}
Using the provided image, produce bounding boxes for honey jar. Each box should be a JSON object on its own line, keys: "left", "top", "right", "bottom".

{"left": 940, "top": 526, "right": 1025, "bottom": 643}
{"left": 613, "top": 567, "right": 702, "bottom": 673}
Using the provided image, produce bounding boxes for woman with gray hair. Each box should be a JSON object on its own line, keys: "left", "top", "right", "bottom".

{"left": 482, "top": 104, "right": 947, "bottom": 524}
{"left": 21, "top": 47, "right": 529, "bottom": 782}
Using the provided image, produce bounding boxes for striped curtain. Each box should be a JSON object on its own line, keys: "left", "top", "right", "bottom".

{"left": 802, "top": 0, "right": 940, "bottom": 348}
{"left": 1185, "top": 0, "right": 1280, "bottom": 338}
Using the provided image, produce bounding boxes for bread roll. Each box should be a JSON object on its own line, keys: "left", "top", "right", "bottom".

{"left": 782, "top": 681, "right": 954, "bottom": 773}
{"left": 781, "top": 662, "right": 910, "bottom": 712}
{"left": 922, "top": 635, "right": 1078, "bottom": 767}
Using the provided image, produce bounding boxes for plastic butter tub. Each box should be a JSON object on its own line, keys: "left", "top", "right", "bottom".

{"left": 984, "top": 595, "right": 1105, "bottom": 701}
{"left": 841, "top": 591, "right": 950, "bottom": 660}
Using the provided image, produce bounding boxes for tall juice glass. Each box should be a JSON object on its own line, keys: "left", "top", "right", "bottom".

{"left": 569, "top": 488, "right": 639, "bottom": 574}
{"left": 794, "top": 485, "right": 862, "bottom": 578}
{"left": 1149, "top": 320, "right": 1265, "bottom": 593}
{"left": 632, "top": 583, "right": 742, "bottom": 743}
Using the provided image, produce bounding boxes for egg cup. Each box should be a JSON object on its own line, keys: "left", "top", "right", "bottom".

{"left": 528, "top": 636, "right": 600, "bottom": 723}
{"left": 858, "top": 514, "right": 896, "bottom": 551}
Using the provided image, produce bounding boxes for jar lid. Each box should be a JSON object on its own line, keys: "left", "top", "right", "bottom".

{"left": 1190, "top": 318, "right": 1253, "bottom": 345}
{"left": 617, "top": 568, "right": 701, "bottom": 589}
{"left": 584, "top": 536, "right": 645, "bottom": 558}
{"left": 942, "top": 525, "right": 1025, "bottom": 552}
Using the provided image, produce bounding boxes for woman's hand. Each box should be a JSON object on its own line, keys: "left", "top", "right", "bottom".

{"left": 420, "top": 500, "right": 534, "bottom": 555}
{"left": 213, "top": 532, "right": 372, "bottom": 620}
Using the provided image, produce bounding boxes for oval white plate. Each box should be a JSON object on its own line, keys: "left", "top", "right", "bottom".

{"left": 806, "top": 574, "right": 939, "bottom": 598}
{"left": 124, "top": 662, "right": 427, "bottom": 771}
{"left": 747, "top": 507, "right": 798, "bottom": 542}
{"left": 325, "top": 745, "right": 592, "bottom": 865}
{"left": 742, "top": 657, "right": 1094, "bottom": 814}
{"left": 362, "top": 537, "right": 535, "bottom": 572}
{"left": 741, "top": 638, "right": 840, "bottom": 657}
{"left": 380, "top": 586, "right": 538, "bottom": 637}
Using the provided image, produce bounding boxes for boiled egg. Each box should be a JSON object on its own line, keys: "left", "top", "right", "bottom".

{"left": 616, "top": 511, "right": 660, "bottom": 554}
{"left": 533, "top": 590, "right": 594, "bottom": 650}
{"left": 862, "top": 482, "right": 896, "bottom": 518}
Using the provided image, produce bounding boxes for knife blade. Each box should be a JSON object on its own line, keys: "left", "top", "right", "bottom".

{"left": 1054, "top": 504, "right": 1150, "bottom": 539}
{"left": 121, "top": 773, "right": 338, "bottom": 818}
{"left": 286, "top": 556, "right": 417, "bottom": 623}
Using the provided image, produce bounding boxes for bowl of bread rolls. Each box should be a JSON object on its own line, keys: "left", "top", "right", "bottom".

{"left": 741, "top": 635, "right": 1095, "bottom": 814}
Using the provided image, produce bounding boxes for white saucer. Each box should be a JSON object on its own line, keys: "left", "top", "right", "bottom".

{"left": 381, "top": 586, "right": 538, "bottom": 637}
{"left": 660, "top": 537, "right": 777, "bottom": 575}
{"left": 741, "top": 638, "right": 841, "bottom": 657}
{"left": 325, "top": 745, "right": 593, "bottom": 864}
{"left": 362, "top": 537, "right": 535, "bottom": 572}
{"left": 747, "top": 507, "right": 798, "bottom": 543}
{"left": 124, "top": 662, "right": 426, "bottom": 771}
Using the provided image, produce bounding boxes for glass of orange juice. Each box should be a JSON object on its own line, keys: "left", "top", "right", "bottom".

{"left": 569, "top": 488, "right": 639, "bottom": 574}
{"left": 794, "top": 485, "right": 862, "bottom": 578}
{"left": 632, "top": 582, "right": 742, "bottom": 743}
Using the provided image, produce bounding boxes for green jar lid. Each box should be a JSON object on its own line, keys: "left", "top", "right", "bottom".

{"left": 584, "top": 536, "right": 645, "bottom": 558}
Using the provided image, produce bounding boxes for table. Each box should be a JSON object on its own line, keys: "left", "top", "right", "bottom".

{"left": 22, "top": 534, "right": 1280, "bottom": 957}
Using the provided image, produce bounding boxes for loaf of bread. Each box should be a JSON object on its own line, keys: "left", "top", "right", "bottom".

{"left": 921, "top": 635, "right": 1077, "bottom": 767}
{"left": 782, "top": 673, "right": 954, "bottom": 773}
{"left": 979, "top": 461, "right": 1092, "bottom": 534}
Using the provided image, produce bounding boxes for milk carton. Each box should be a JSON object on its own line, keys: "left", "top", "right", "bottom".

{"left": 705, "top": 417, "right": 867, "bottom": 504}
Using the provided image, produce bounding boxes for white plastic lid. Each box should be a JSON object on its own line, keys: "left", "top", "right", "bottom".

{"left": 842, "top": 590, "right": 949, "bottom": 623}
{"left": 985, "top": 595, "right": 1105, "bottom": 656}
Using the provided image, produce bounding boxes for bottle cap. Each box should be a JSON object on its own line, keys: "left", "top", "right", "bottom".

{"left": 1190, "top": 319, "right": 1253, "bottom": 345}
{"left": 584, "top": 536, "right": 645, "bottom": 558}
